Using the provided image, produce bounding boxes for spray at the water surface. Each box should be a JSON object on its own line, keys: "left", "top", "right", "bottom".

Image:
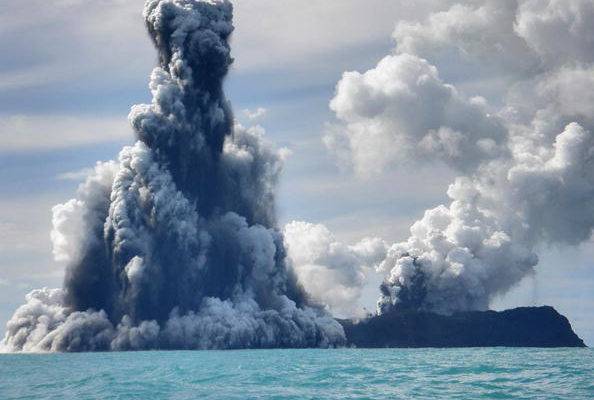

{"left": 1, "top": 0, "right": 344, "bottom": 352}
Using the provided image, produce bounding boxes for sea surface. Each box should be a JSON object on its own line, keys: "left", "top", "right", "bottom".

{"left": 0, "top": 348, "right": 592, "bottom": 399}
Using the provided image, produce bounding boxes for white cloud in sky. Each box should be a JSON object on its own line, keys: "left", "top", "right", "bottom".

{"left": 0, "top": 0, "right": 151, "bottom": 91}
{"left": 0, "top": 0, "right": 447, "bottom": 93}
{"left": 242, "top": 107, "right": 268, "bottom": 121}
{"left": 0, "top": 115, "right": 133, "bottom": 151}
{"left": 231, "top": 0, "right": 449, "bottom": 71}
{"left": 56, "top": 167, "right": 95, "bottom": 182}
{"left": 0, "top": 195, "right": 63, "bottom": 254}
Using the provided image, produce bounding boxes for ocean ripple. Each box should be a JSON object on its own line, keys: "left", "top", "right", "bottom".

{"left": 0, "top": 348, "right": 592, "bottom": 399}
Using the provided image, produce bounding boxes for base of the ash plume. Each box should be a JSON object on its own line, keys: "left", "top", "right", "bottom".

{"left": 339, "top": 306, "right": 586, "bottom": 348}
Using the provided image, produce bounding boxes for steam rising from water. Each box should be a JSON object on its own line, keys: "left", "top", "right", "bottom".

{"left": 327, "top": 0, "right": 594, "bottom": 315}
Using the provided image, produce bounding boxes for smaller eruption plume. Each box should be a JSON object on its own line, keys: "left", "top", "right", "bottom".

{"left": 327, "top": 0, "right": 594, "bottom": 316}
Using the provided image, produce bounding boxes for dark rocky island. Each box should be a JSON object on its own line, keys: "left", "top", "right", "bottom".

{"left": 340, "top": 306, "right": 586, "bottom": 348}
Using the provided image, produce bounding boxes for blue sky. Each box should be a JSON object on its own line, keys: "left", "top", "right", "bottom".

{"left": 1, "top": 0, "right": 593, "bottom": 345}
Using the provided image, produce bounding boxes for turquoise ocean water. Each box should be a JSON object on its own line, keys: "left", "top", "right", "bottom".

{"left": 1, "top": 348, "right": 592, "bottom": 399}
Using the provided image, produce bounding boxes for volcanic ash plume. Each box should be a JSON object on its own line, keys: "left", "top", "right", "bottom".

{"left": 327, "top": 0, "right": 594, "bottom": 315}
{"left": 1, "top": 0, "right": 344, "bottom": 352}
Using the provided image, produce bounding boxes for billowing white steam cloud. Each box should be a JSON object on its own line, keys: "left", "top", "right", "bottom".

{"left": 326, "top": 53, "right": 507, "bottom": 175}
{"left": 1, "top": 0, "right": 345, "bottom": 352}
{"left": 327, "top": 0, "right": 594, "bottom": 314}
{"left": 284, "top": 221, "right": 386, "bottom": 318}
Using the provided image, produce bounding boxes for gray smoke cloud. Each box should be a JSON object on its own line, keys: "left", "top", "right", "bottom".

{"left": 1, "top": 0, "right": 345, "bottom": 352}
{"left": 327, "top": 0, "right": 594, "bottom": 315}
